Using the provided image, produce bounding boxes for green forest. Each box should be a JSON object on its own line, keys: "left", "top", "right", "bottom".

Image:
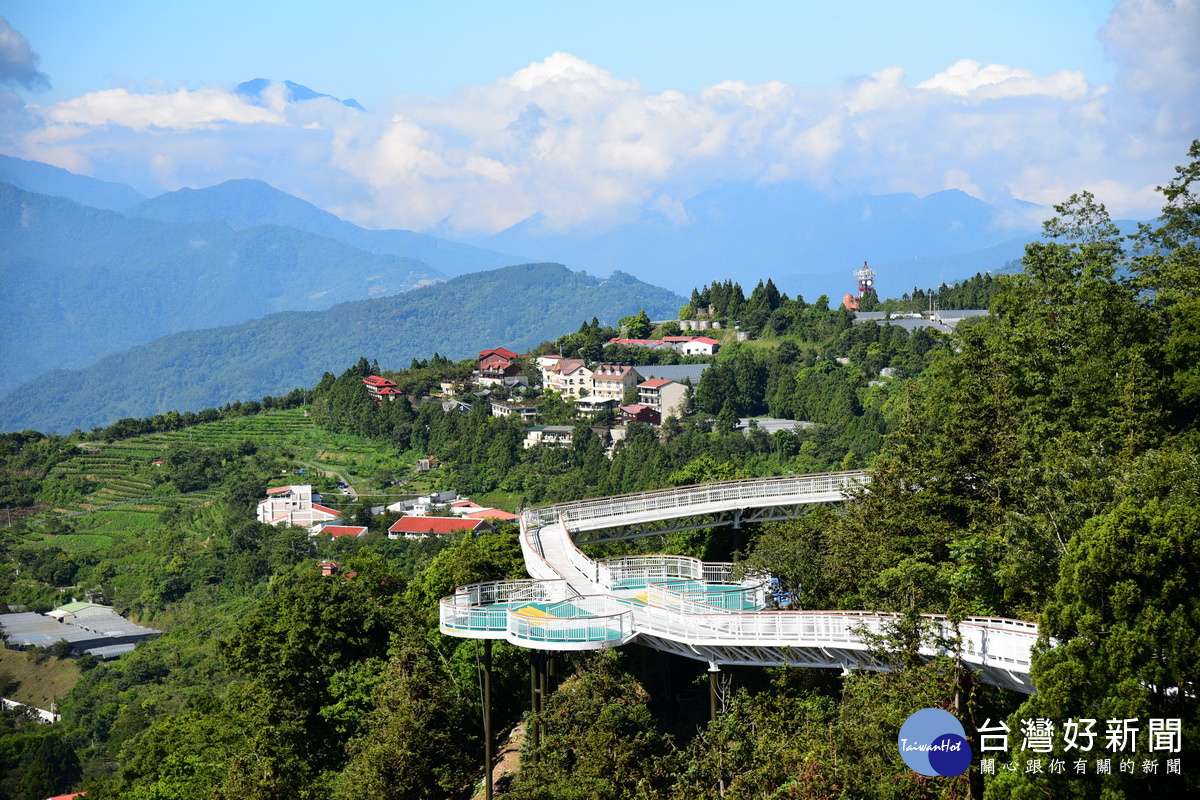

{"left": 0, "top": 144, "right": 1196, "bottom": 799}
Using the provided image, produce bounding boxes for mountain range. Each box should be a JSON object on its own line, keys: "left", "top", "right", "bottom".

{"left": 0, "top": 263, "right": 684, "bottom": 433}
{"left": 127, "top": 178, "right": 519, "bottom": 276}
{"left": 0, "top": 150, "right": 1099, "bottom": 434}
{"left": 0, "top": 182, "right": 446, "bottom": 395}
{"left": 467, "top": 181, "right": 1047, "bottom": 300}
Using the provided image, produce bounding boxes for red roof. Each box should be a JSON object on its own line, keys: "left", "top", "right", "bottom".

{"left": 691, "top": 337, "right": 720, "bottom": 345}
{"left": 311, "top": 504, "right": 341, "bottom": 517}
{"left": 638, "top": 378, "right": 674, "bottom": 388}
{"left": 465, "top": 508, "right": 520, "bottom": 521}
{"left": 480, "top": 347, "right": 518, "bottom": 359}
{"left": 620, "top": 404, "right": 651, "bottom": 413}
{"left": 266, "top": 486, "right": 292, "bottom": 494}
{"left": 363, "top": 375, "right": 397, "bottom": 388}
{"left": 319, "top": 525, "right": 368, "bottom": 537}
{"left": 388, "top": 516, "right": 493, "bottom": 535}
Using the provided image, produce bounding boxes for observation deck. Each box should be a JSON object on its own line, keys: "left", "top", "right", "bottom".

{"left": 440, "top": 471, "right": 1041, "bottom": 694}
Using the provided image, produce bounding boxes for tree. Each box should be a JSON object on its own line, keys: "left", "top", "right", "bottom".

{"left": 619, "top": 309, "right": 652, "bottom": 339}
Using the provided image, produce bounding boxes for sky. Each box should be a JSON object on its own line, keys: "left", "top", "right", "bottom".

{"left": 1, "top": 0, "right": 1197, "bottom": 236}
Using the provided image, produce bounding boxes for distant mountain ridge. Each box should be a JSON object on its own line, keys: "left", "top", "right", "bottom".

{"left": 472, "top": 182, "right": 1049, "bottom": 299}
{"left": 0, "top": 182, "right": 444, "bottom": 395}
{"left": 0, "top": 263, "right": 685, "bottom": 433}
{"left": 129, "top": 179, "right": 522, "bottom": 277}
{"left": 235, "top": 78, "right": 366, "bottom": 111}
{"left": 0, "top": 153, "right": 147, "bottom": 212}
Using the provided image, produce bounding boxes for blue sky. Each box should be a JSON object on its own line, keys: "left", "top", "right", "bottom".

{"left": 1, "top": 1, "right": 1196, "bottom": 234}
{"left": 5, "top": 1, "right": 1117, "bottom": 107}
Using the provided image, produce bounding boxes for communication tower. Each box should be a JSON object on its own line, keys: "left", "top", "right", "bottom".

{"left": 855, "top": 261, "right": 875, "bottom": 296}
{"left": 842, "top": 261, "right": 877, "bottom": 311}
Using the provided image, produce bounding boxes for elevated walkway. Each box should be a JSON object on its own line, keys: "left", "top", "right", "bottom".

{"left": 440, "top": 471, "right": 1040, "bottom": 694}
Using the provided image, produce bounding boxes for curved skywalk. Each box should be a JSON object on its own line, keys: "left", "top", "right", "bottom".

{"left": 440, "top": 471, "right": 1041, "bottom": 694}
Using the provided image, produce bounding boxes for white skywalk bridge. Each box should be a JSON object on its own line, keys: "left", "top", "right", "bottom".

{"left": 440, "top": 471, "right": 1041, "bottom": 694}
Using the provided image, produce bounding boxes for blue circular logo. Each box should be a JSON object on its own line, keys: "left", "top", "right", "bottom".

{"left": 898, "top": 708, "right": 971, "bottom": 776}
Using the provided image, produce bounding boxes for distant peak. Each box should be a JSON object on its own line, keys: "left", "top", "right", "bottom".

{"left": 235, "top": 79, "right": 364, "bottom": 111}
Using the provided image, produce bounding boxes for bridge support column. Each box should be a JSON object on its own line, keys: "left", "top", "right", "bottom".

{"left": 529, "top": 650, "right": 555, "bottom": 759}
{"left": 482, "top": 639, "right": 493, "bottom": 800}
{"left": 708, "top": 662, "right": 721, "bottom": 724}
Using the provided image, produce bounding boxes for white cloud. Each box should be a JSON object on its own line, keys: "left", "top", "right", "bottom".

{"left": 917, "top": 59, "right": 1089, "bottom": 100}
{"left": 42, "top": 87, "right": 282, "bottom": 131}
{"left": 11, "top": 17, "right": 1197, "bottom": 235}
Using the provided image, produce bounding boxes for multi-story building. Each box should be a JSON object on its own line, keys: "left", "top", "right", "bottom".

{"left": 542, "top": 358, "right": 593, "bottom": 398}
{"left": 477, "top": 347, "right": 521, "bottom": 385}
{"left": 363, "top": 375, "right": 401, "bottom": 404}
{"left": 256, "top": 485, "right": 340, "bottom": 529}
{"left": 589, "top": 364, "right": 642, "bottom": 401}
{"left": 637, "top": 378, "right": 689, "bottom": 420}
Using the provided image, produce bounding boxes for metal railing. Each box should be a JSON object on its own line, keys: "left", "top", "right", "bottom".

{"left": 463, "top": 471, "right": 1039, "bottom": 682}
{"left": 522, "top": 471, "right": 870, "bottom": 531}
{"left": 508, "top": 596, "right": 635, "bottom": 646}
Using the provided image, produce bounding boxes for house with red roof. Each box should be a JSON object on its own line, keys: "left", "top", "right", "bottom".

{"left": 316, "top": 525, "right": 368, "bottom": 538}
{"left": 387, "top": 516, "right": 495, "bottom": 539}
{"left": 363, "top": 375, "right": 401, "bottom": 404}
{"left": 477, "top": 347, "right": 522, "bottom": 385}
{"left": 608, "top": 336, "right": 720, "bottom": 356}
{"left": 618, "top": 404, "right": 661, "bottom": 425}
{"left": 464, "top": 508, "right": 520, "bottom": 522}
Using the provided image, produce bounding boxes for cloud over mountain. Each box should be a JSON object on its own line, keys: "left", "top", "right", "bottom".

{"left": 6, "top": 0, "right": 1197, "bottom": 235}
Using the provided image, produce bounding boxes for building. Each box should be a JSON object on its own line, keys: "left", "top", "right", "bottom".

{"left": 573, "top": 396, "right": 618, "bottom": 418}
{"left": 735, "top": 418, "right": 816, "bottom": 435}
{"left": 637, "top": 378, "right": 689, "bottom": 420}
{"left": 524, "top": 425, "right": 614, "bottom": 449}
{"left": 589, "top": 364, "right": 642, "bottom": 401}
{"left": 463, "top": 508, "right": 520, "bottom": 522}
{"left": 387, "top": 516, "right": 495, "bottom": 539}
{"left": 608, "top": 336, "right": 721, "bottom": 356}
{"left": 542, "top": 358, "right": 593, "bottom": 398}
{"left": 363, "top": 375, "right": 401, "bottom": 404}
{"left": 618, "top": 404, "right": 660, "bottom": 425}
{"left": 386, "top": 490, "right": 459, "bottom": 515}
{"left": 315, "top": 525, "right": 368, "bottom": 538}
{"left": 477, "top": 347, "right": 522, "bottom": 385}
{"left": 490, "top": 401, "right": 541, "bottom": 420}
{"left": 663, "top": 336, "right": 721, "bottom": 356}
{"left": 631, "top": 364, "right": 710, "bottom": 385}
{"left": 1, "top": 603, "right": 160, "bottom": 658}
{"left": 523, "top": 425, "right": 577, "bottom": 448}
{"left": 256, "top": 485, "right": 340, "bottom": 529}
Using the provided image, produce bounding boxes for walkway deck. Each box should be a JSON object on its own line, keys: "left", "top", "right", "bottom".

{"left": 440, "top": 471, "right": 1041, "bottom": 693}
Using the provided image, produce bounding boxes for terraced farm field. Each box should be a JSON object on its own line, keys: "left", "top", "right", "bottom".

{"left": 48, "top": 409, "right": 317, "bottom": 517}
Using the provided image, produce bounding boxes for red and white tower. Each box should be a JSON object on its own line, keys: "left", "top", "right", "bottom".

{"left": 842, "top": 261, "right": 876, "bottom": 311}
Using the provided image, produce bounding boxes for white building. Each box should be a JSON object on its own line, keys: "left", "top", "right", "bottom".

{"left": 256, "top": 485, "right": 340, "bottom": 530}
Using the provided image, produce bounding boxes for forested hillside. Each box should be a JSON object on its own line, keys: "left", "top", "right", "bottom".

{"left": 0, "top": 263, "right": 683, "bottom": 434}
{"left": 0, "top": 144, "right": 1195, "bottom": 799}
{"left": 0, "top": 182, "right": 443, "bottom": 394}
